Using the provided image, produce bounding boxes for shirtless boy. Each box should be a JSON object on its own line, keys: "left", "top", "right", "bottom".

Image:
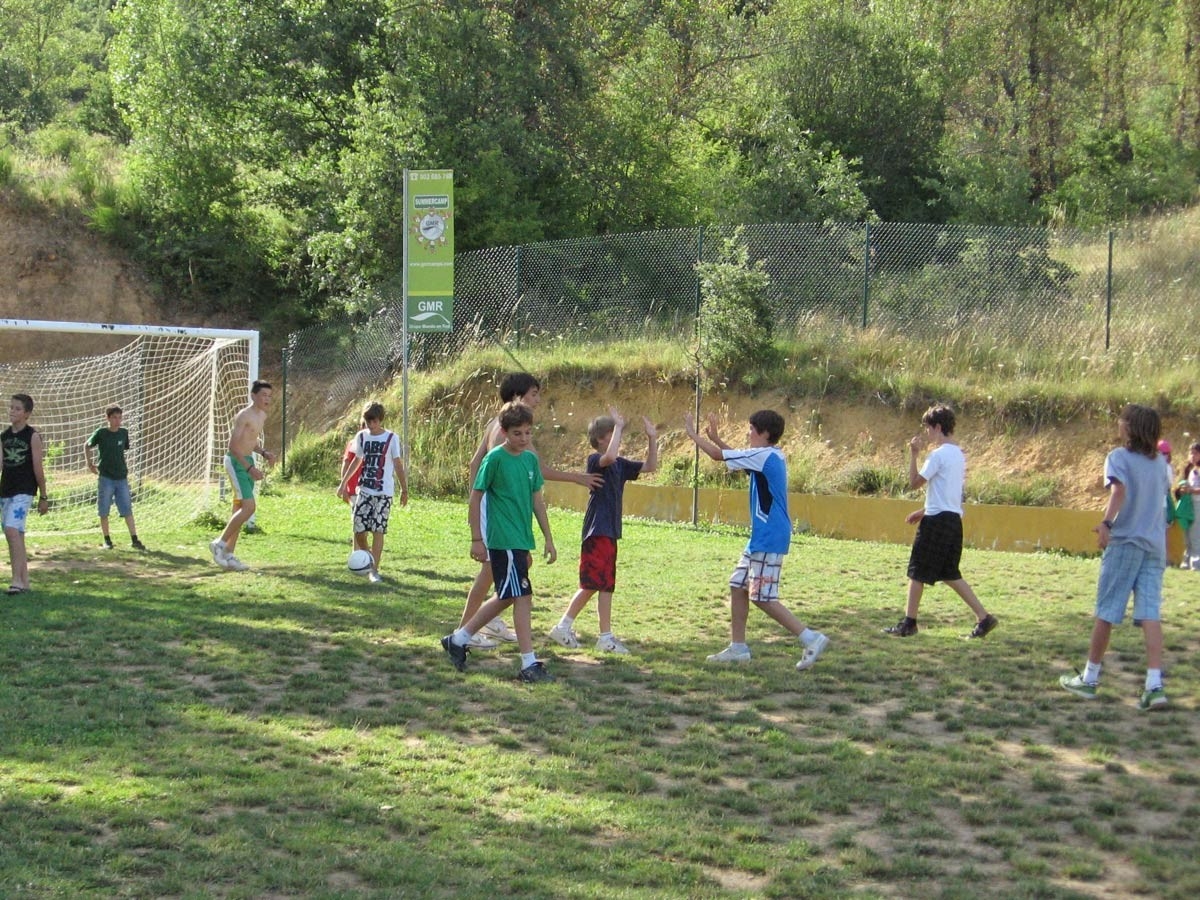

{"left": 209, "top": 381, "right": 276, "bottom": 571}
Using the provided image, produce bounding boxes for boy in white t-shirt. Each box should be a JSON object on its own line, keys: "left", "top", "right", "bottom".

{"left": 884, "top": 404, "right": 998, "bottom": 640}
{"left": 337, "top": 401, "right": 408, "bottom": 583}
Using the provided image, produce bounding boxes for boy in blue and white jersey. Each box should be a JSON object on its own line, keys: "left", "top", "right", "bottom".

{"left": 684, "top": 409, "right": 829, "bottom": 671}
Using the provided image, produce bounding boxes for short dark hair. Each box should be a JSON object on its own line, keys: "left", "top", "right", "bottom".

{"left": 498, "top": 401, "right": 534, "bottom": 431}
{"left": 748, "top": 410, "right": 785, "bottom": 444}
{"left": 106, "top": 405, "right": 123, "bottom": 417}
{"left": 251, "top": 380, "right": 272, "bottom": 395}
{"left": 11, "top": 393, "right": 33, "bottom": 414}
{"left": 587, "top": 415, "right": 615, "bottom": 450}
{"left": 499, "top": 373, "right": 540, "bottom": 403}
{"left": 922, "top": 404, "right": 956, "bottom": 436}
{"left": 1119, "top": 404, "right": 1161, "bottom": 458}
{"left": 362, "top": 401, "right": 384, "bottom": 422}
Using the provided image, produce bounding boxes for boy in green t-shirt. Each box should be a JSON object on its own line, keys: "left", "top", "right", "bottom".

{"left": 442, "top": 401, "right": 558, "bottom": 683}
{"left": 85, "top": 406, "right": 146, "bottom": 551}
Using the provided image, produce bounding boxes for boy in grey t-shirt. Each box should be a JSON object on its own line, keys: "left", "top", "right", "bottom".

{"left": 1060, "top": 404, "right": 1173, "bottom": 710}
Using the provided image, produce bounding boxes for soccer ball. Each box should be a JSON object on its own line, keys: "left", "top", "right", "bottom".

{"left": 347, "top": 549, "right": 373, "bottom": 576}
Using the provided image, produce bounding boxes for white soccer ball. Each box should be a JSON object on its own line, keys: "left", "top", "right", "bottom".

{"left": 348, "top": 549, "right": 374, "bottom": 576}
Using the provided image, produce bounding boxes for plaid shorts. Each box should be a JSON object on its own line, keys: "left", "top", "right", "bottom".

{"left": 907, "top": 511, "right": 963, "bottom": 584}
{"left": 1095, "top": 541, "right": 1164, "bottom": 625}
{"left": 730, "top": 551, "right": 784, "bottom": 602}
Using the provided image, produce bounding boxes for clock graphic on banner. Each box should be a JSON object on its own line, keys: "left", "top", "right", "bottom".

{"left": 412, "top": 209, "right": 451, "bottom": 250}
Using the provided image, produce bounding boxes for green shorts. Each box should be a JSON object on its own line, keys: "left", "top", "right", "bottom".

{"left": 224, "top": 453, "right": 256, "bottom": 499}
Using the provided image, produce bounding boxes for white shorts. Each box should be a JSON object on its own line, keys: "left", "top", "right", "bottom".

{"left": 1, "top": 495, "right": 34, "bottom": 533}
{"left": 730, "top": 551, "right": 784, "bottom": 602}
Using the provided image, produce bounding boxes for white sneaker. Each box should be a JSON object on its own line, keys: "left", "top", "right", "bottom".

{"left": 480, "top": 617, "right": 518, "bottom": 643}
{"left": 468, "top": 632, "right": 500, "bottom": 649}
{"left": 223, "top": 555, "right": 250, "bottom": 572}
{"left": 209, "top": 539, "right": 228, "bottom": 566}
{"left": 548, "top": 623, "right": 581, "bottom": 648}
{"left": 367, "top": 571, "right": 382, "bottom": 584}
{"left": 707, "top": 645, "right": 751, "bottom": 663}
{"left": 595, "top": 634, "right": 629, "bottom": 654}
{"left": 796, "top": 634, "right": 829, "bottom": 671}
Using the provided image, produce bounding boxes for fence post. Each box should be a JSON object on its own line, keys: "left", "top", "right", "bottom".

{"left": 862, "top": 222, "right": 871, "bottom": 329}
{"left": 692, "top": 224, "right": 704, "bottom": 527}
{"left": 280, "top": 346, "right": 288, "bottom": 475}
{"left": 1105, "top": 230, "right": 1114, "bottom": 351}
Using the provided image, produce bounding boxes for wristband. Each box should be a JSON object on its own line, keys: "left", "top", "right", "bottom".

{"left": 1101, "top": 519, "right": 1114, "bottom": 529}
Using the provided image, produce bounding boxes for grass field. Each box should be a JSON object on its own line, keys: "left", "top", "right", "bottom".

{"left": 2, "top": 487, "right": 1198, "bottom": 899}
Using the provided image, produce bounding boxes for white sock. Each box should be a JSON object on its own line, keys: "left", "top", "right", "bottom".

{"left": 451, "top": 628, "right": 471, "bottom": 647}
{"left": 799, "top": 628, "right": 817, "bottom": 645}
{"left": 599, "top": 631, "right": 613, "bottom": 640}
{"left": 1146, "top": 669, "right": 1163, "bottom": 691}
{"left": 520, "top": 652, "right": 538, "bottom": 668}
{"left": 558, "top": 615, "right": 575, "bottom": 629}
{"left": 731, "top": 642, "right": 749, "bottom": 652}
{"left": 1084, "top": 661, "right": 1102, "bottom": 684}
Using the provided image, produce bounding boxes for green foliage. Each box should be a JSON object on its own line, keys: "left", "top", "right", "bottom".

{"left": 695, "top": 231, "right": 773, "bottom": 386}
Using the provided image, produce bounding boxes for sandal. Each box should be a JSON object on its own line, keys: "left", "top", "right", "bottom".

{"left": 6, "top": 585, "right": 26, "bottom": 595}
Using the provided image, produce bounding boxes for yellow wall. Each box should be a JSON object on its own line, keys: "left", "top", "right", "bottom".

{"left": 542, "top": 482, "right": 1186, "bottom": 563}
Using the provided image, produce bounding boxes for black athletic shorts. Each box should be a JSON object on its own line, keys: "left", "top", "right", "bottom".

{"left": 907, "top": 511, "right": 964, "bottom": 584}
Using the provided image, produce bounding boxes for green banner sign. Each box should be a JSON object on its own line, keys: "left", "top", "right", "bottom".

{"left": 405, "top": 169, "right": 454, "bottom": 333}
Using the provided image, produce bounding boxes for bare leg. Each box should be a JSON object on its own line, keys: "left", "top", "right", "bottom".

{"left": 564, "top": 588, "right": 595, "bottom": 620}
{"left": 730, "top": 586, "right": 751, "bottom": 643}
{"left": 1087, "top": 618, "right": 1114, "bottom": 666}
{"left": 99, "top": 515, "right": 111, "bottom": 540}
{"left": 511, "top": 595, "right": 534, "bottom": 654}
{"left": 945, "top": 578, "right": 988, "bottom": 620}
{"left": 596, "top": 591, "right": 614, "bottom": 634}
{"left": 1141, "top": 620, "right": 1163, "bottom": 670}
{"left": 220, "top": 498, "right": 255, "bottom": 552}
{"left": 123, "top": 513, "right": 138, "bottom": 538}
{"left": 905, "top": 579, "right": 924, "bottom": 619}
{"left": 370, "top": 532, "right": 386, "bottom": 571}
{"left": 754, "top": 600, "right": 805, "bottom": 636}
{"left": 6, "top": 528, "right": 28, "bottom": 589}
{"left": 459, "top": 564, "right": 493, "bottom": 628}
{"left": 463, "top": 594, "right": 516, "bottom": 635}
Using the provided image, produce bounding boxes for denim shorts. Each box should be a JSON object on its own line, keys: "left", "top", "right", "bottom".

{"left": 1094, "top": 541, "right": 1164, "bottom": 625}
{"left": 97, "top": 476, "right": 133, "bottom": 517}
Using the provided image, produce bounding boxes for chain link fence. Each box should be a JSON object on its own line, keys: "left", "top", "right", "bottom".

{"left": 283, "top": 222, "right": 1196, "bottom": 448}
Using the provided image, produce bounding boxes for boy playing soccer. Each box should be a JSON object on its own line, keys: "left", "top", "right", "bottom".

{"left": 549, "top": 407, "right": 658, "bottom": 653}
{"left": 442, "top": 402, "right": 558, "bottom": 683}
{"left": 336, "top": 401, "right": 408, "bottom": 583}
{"left": 884, "top": 404, "right": 998, "bottom": 639}
{"left": 458, "top": 372, "right": 600, "bottom": 648}
{"left": 85, "top": 405, "right": 146, "bottom": 551}
{"left": 1, "top": 393, "right": 49, "bottom": 594}
{"left": 1060, "top": 404, "right": 1173, "bottom": 710}
{"left": 684, "top": 409, "right": 830, "bottom": 671}
{"left": 209, "top": 381, "right": 276, "bottom": 571}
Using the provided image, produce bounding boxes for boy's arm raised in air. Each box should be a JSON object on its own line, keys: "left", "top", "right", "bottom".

{"left": 684, "top": 413, "right": 724, "bottom": 462}
{"left": 597, "top": 407, "right": 626, "bottom": 468}
{"left": 641, "top": 416, "right": 659, "bottom": 474}
{"left": 704, "top": 412, "right": 732, "bottom": 451}
{"left": 532, "top": 491, "right": 556, "bottom": 563}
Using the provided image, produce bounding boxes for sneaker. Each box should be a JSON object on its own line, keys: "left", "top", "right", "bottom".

{"left": 795, "top": 634, "right": 829, "bottom": 671}
{"left": 102, "top": 538, "right": 114, "bottom": 550}
{"left": 131, "top": 538, "right": 147, "bottom": 552}
{"left": 1059, "top": 673, "right": 1098, "bottom": 699}
{"left": 367, "top": 571, "right": 382, "bottom": 584}
{"left": 967, "top": 614, "right": 999, "bottom": 639}
{"left": 468, "top": 632, "right": 500, "bottom": 649}
{"left": 1138, "top": 686, "right": 1168, "bottom": 711}
{"left": 884, "top": 619, "right": 918, "bottom": 637}
{"left": 209, "top": 539, "right": 228, "bottom": 566}
{"left": 223, "top": 555, "right": 250, "bottom": 572}
{"left": 441, "top": 635, "right": 469, "bottom": 671}
{"left": 706, "top": 645, "right": 751, "bottom": 663}
{"left": 518, "top": 661, "right": 555, "bottom": 683}
{"left": 548, "top": 623, "right": 581, "bottom": 649}
{"left": 480, "top": 618, "right": 518, "bottom": 643}
{"left": 595, "top": 635, "right": 629, "bottom": 654}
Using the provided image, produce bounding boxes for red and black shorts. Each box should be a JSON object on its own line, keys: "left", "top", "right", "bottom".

{"left": 578, "top": 535, "right": 618, "bottom": 592}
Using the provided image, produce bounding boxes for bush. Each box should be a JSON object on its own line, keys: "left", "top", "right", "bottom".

{"left": 695, "top": 231, "right": 773, "bottom": 386}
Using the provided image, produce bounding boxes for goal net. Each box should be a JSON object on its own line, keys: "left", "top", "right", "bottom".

{"left": 0, "top": 320, "right": 259, "bottom": 535}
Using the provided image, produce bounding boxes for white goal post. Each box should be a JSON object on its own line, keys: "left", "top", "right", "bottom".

{"left": 0, "top": 319, "right": 259, "bottom": 534}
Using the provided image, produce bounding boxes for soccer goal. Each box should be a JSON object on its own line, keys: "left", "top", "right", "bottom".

{"left": 0, "top": 320, "right": 259, "bottom": 535}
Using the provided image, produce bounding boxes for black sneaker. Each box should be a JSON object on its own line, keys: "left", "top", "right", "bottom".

{"left": 967, "top": 614, "right": 998, "bottom": 639}
{"left": 884, "top": 619, "right": 918, "bottom": 637}
{"left": 441, "top": 635, "right": 469, "bottom": 671}
{"left": 518, "top": 661, "right": 555, "bottom": 683}
{"left": 131, "top": 538, "right": 147, "bottom": 551}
